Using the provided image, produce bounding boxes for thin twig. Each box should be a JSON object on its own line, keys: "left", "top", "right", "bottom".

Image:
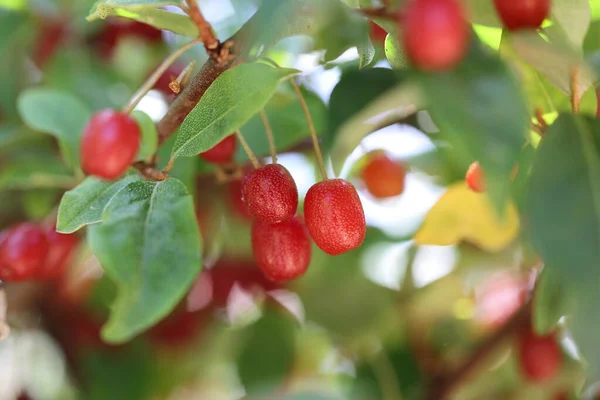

{"left": 571, "top": 66, "right": 581, "bottom": 113}
{"left": 169, "top": 61, "right": 196, "bottom": 94}
{"left": 291, "top": 79, "right": 328, "bottom": 180}
{"left": 259, "top": 110, "right": 277, "bottom": 163}
{"left": 123, "top": 38, "right": 201, "bottom": 114}
{"left": 132, "top": 161, "right": 169, "bottom": 181}
{"left": 184, "top": 0, "right": 219, "bottom": 53}
{"left": 235, "top": 130, "right": 260, "bottom": 169}
{"left": 534, "top": 108, "right": 547, "bottom": 129}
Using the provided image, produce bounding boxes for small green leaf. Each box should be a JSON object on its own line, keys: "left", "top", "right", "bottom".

{"left": 131, "top": 110, "right": 158, "bottom": 162}
{"left": 384, "top": 33, "right": 407, "bottom": 70}
{"left": 528, "top": 114, "right": 600, "bottom": 284}
{"left": 533, "top": 267, "right": 570, "bottom": 335}
{"left": 0, "top": 157, "right": 75, "bottom": 190}
{"left": 237, "top": 309, "right": 297, "bottom": 395}
{"left": 327, "top": 68, "right": 414, "bottom": 176}
{"left": 88, "top": 1, "right": 197, "bottom": 37}
{"left": 418, "top": 38, "right": 528, "bottom": 212}
{"left": 56, "top": 173, "right": 141, "bottom": 234}
{"left": 357, "top": 36, "right": 375, "bottom": 69}
{"left": 171, "top": 63, "right": 300, "bottom": 160}
{"left": 551, "top": 0, "right": 591, "bottom": 48}
{"left": 17, "top": 89, "right": 91, "bottom": 169}
{"left": 88, "top": 178, "right": 202, "bottom": 343}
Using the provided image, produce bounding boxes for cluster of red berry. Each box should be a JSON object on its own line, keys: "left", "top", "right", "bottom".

{"left": 0, "top": 222, "right": 78, "bottom": 282}
{"left": 402, "top": 0, "right": 549, "bottom": 71}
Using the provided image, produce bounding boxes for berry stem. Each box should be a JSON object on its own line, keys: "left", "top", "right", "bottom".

{"left": 260, "top": 110, "right": 277, "bottom": 163}
{"left": 123, "top": 38, "right": 201, "bottom": 115}
{"left": 235, "top": 130, "right": 260, "bottom": 169}
{"left": 169, "top": 61, "right": 196, "bottom": 94}
{"left": 571, "top": 66, "right": 581, "bottom": 113}
{"left": 291, "top": 79, "right": 328, "bottom": 180}
{"left": 184, "top": 0, "right": 219, "bottom": 54}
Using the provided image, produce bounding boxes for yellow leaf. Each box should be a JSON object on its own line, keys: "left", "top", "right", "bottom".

{"left": 415, "top": 183, "right": 519, "bottom": 252}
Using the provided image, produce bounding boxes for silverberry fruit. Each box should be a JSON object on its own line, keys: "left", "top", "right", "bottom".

{"left": 493, "top": 0, "right": 549, "bottom": 31}
{"left": 518, "top": 329, "right": 562, "bottom": 382}
{"left": 199, "top": 135, "right": 237, "bottom": 164}
{"left": 251, "top": 216, "right": 311, "bottom": 282}
{"left": 242, "top": 163, "right": 298, "bottom": 223}
{"left": 361, "top": 153, "right": 406, "bottom": 198}
{"left": 228, "top": 180, "right": 253, "bottom": 221}
{"left": 402, "top": 0, "right": 469, "bottom": 71}
{"left": 81, "top": 109, "right": 141, "bottom": 180}
{"left": 466, "top": 161, "right": 485, "bottom": 193}
{"left": 304, "top": 179, "right": 366, "bottom": 255}
{"left": 0, "top": 223, "right": 49, "bottom": 282}
{"left": 38, "top": 225, "right": 78, "bottom": 280}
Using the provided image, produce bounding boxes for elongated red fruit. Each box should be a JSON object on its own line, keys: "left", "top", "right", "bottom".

{"left": 518, "top": 329, "right": 562, "bottom": 382}
{"left": 81, "top": 109, "right": 141, "bottom": 180}
{"left": 304, "top": 179, "right": 366, "bottom": 255}
{"left": 199, "top": 135, "right": 237, "bottom": 164}
{"left": 38, "top": 225, "right": 78, "bottom": 280}
{"left": 493, "top": 0, "right": 549, "bottom": 31}
{"left": 251, "top": 216, "right": 311, "bottom": 282}
{"left": 0, "top": 223, "right": 49, "bottom": 282}
{"left": 402, "top": 0, "right": 469, "bottom": 71}
{"left": 242, "top": 163, "right": 298, "bottom": 223}
{"left": 361, "top": 154, "right": 406, "bottom": 198}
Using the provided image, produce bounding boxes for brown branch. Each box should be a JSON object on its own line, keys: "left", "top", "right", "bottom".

{"left": 571, "top": 66, "right": 581, "bottom": 113}
{"left": 184, "top": 0, "right": 219, "bottom": 53}
{"left": 424, "top": 300, "right": 533, "bottom": 400}
{"left": 132, "top": 161, "right": 169, "bottom": 181}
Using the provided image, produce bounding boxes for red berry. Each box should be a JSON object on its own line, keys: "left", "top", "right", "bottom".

{"left": 242, "top": 164, "right": 298, "bottom": 223}
{"left": 90, "top": 19, "right": 163, "bottom": 60}
{"left": 518, "top": 330, "right": 562, "bottom": 382}
{"left": 304, "top": 179, "right": 366, "bottom": 255}
{"left": 0, "top": 223, "right": 49, "bottom": 282}
{"left": 147, "top": 308, "right": 207, "bottom": 348}
{"left": 33, "top": 19, "right": 68, "bottom": 68}
{"left": 38, "top": 226, "right": 78, "bottom": 280}
{"left": 81, "top": 109, "right": 141, "bottom": 180}
{"left": 361, "top": 154, "right": 406, "bottom": 198}
{"left": 402, "top": 0, "right": 469, "bottom": 71}
{"left": 251, "top": 216, "right": 311, "bottom": 282}
{"left": 465, "top": 161, "right": 485, "bottom": 193}
{"left": 228, "top": 180, "right": 253, "bottom": 221}
{"left": 370, "top": 21, "right": 388, "bottom": 44}
{"left": 493, "top": 0, "right": 549, "bottom": 31}
{"left": 199, "top": 135, "right": 237, "bottom": 164}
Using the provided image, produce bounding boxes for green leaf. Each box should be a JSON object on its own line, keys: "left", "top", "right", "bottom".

{"left": 237, "top": 309, "right": 296, "bottom": 395}
{"left": 17, "top": 89, "right": 91, "bottom": 169}
{"left": 0, "top": 157, "right": 75, "bottom": 190}
{"left": 235, "top": 86, "right": 327, "bottom": 162}
{"left": 171, "top": 63, "right": 300, "bottom": 160}
{"left": 461, "top": 0, "right": 502, "bottom": 27}
{"left": 87, "top": 1, "right": 197, "bottom": 37}
{"left": 131, "top": 110, "right": 158, "bottom": 162}
{"left": 418, "top": 38, "right": 528, "bottom": 212}
{"left": 551, "top": 0, "right": 591, "bottom": 48}
{"left": 88, "top": 178, "right": 202, "bottom": 343}
{"left": 533, "top": 267, "right": 570, "bottom": 335}
{"left": 357, "top": 36, "right": 375, "bottom": 69}
{"left": 568, "top": 281, "right": 600, "bottom": 382}
{"left": 327, "top": 68, "right": 417, "bottom": 176}
{"left": 508, "top": 31, "right": 596, "bottom": 99}
{"left": 384, "top": 33, "right": 407, "bottom": 70}
{"left": 528, "top": 114, "right": 600, "bottom": 284}
{"left": 56, "top": 173, "right": 141, "bottom": 234}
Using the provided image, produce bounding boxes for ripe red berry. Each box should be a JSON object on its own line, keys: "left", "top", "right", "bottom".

{"left": 38, "top": 226, "right": 78, "bottom": 280}
{"left": 493, "top": 0, "right": 549, "bottom": 31}
{"left": 242, "top": 164, "right": 298, "bottom": 223}
{"left": 81, "top": 109, "right": 141, "bottom": 180}
{"left": 304, "top": 179, "right": 366, "bottom": 255}
{"left": 370, "top": 21, "right": 388, "bottom": 44}
{"left": 199, "top": 135, "right": 237, "bottom": 164}
{"left": 251, "top": 216, "right": 311, "bottom": 282}
{"left": 518, "top": 330, "right": 562, "bottom": 382}
{"left": 0, "top": 223, "right": 49, "bottom": 282}
{"left": 466, "top": 161, "right": 485, "bottom": 193}
{"left": 402, "top": 0, "right": 469, "bottom": 71}
{"left": 361, "top": 154, "right": 406, "bottom": 198}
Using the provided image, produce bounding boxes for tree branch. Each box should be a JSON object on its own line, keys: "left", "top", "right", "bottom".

{"left": 184, "top": 0, "right": 219, "bottom": 53}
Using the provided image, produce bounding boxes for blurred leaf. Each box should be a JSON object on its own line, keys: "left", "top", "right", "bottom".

{"left": 384, "top": 33, "right": 407, "bottom": 69}
{"left": 23, "top": 189, "right": 59, "bottom": 221}
{"left": 237, "top": 309, "right": 296, "bottom": 395}
{"left": 528, "top": 114, "right": 600, "bottom": 283}
{"left": 568, "top": 280, "right": 600, "bottom": 382}
{"left": 0, "top": 157, "right": 75, "bottom": 190}
{"left": 508, "top": 31, "right": 596, "bottom": 98}
{"left": 0, "top": 0, "right": 26, "bottom": 10}
{"left": 88, "top": 178, "right": 202, "bottom": 343}
{"left": 473, "top": 24, "right": 503, "bottom": 50}
{"left": 0, "top": 11, "right": 30, "bottom": 118}
{"left": 17, "top": 88, "right": 92, "bottom": 169}
{"left": 418, "top": 38, "right": 528, "bottom": 212}
{"left": 131, "top": 110, "right": 158, "bottom": 162}
{"left": 327, "top": 68, "right": 419, "bottom": 176}
{"left": 461, "top": 0, "right": 502, "bottom": 27}
{"left": 171, "top": 63, "right": 300, "bottom": 159}
{"left": 533, "top": 267, "right": 570, "bottom": 335}
{"left": 87, "top": 1, "right": 197, "bottom": 37}
{"left": 415, "top": 183, "right": 520, "bottom": 252}
{"left": 358, "top": 37, "right": 375, "bottom": 68}
{"left": 56, "top": 173, "right": 141, "bottom": 234}
{"left": 551, "top": 0, "right": 591, "bottom": 48}
{"left": 235, "top": 85, "right": 327, "bottom": 161}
